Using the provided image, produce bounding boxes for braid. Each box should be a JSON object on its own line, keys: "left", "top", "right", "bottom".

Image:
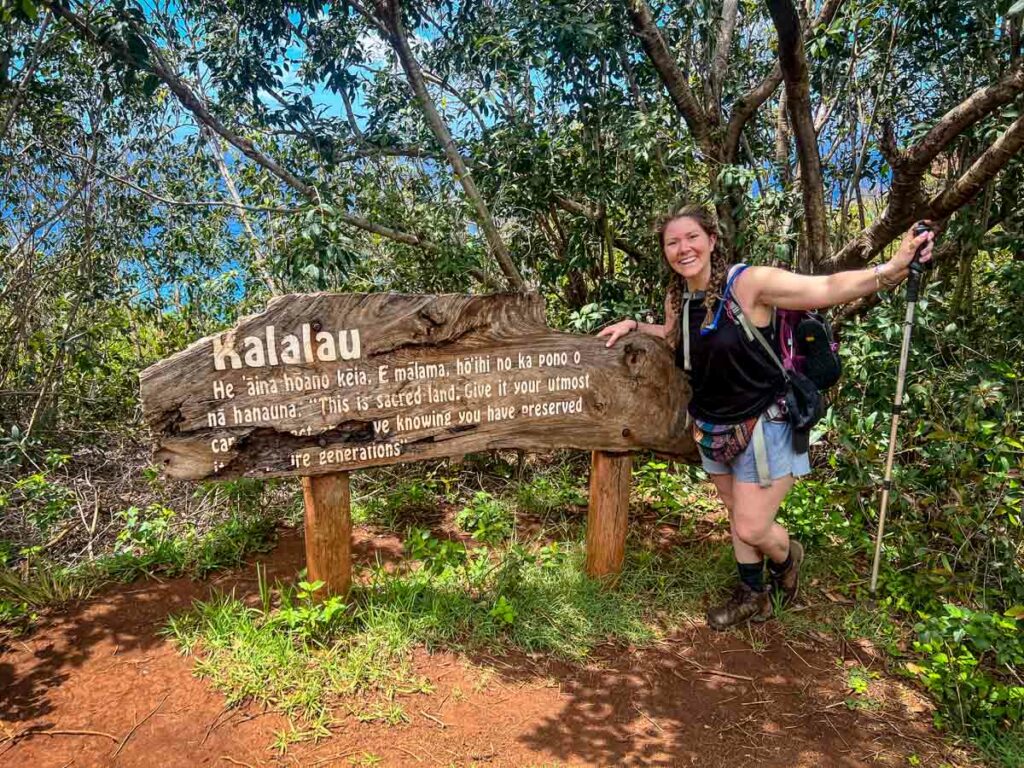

{"left": 656, "top": 202, "right": 732, "bottom": 340}
{"left": 663, "top": 272, "right": 685, "bottom": 351}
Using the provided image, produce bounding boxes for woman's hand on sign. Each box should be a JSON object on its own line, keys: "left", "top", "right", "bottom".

{"left": 597, "top": 319, "right": 638, "bottom": 348}
{"left": 880, "top": 223, "right": 935, "bottom": 285}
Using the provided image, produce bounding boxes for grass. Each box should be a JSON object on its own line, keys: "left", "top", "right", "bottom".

{"left": 0, "top": 507, "right": 280, "bottom": 638}
{"left": 0, "top": 559, "right": 98, "bottom": 606}
{"left": 16, "top": 451, "right": 1011, "bottom": 764}
{"left": 512, "top": 466, "right": 587, "bottom": 518}
{"left": 161, "top": 532, "right": 741, "bottom": 743}
{"left": 158, "top": 458, "right": 749, "bottom": 747}
{"left": 973, "top": 728, "right": 1024, "bottom": 768}
{"left": 164, "top": 590, "right": 431, "bottom": 742}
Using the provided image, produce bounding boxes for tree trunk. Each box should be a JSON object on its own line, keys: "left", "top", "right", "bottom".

{"left": 379, "top": 1, "right": 525, "bottom": 291}
{"left": 766, "top": 0, "right": 829, "bottom": 269}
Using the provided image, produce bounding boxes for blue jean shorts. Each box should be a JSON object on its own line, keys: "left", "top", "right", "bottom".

{"left": 699, "top": 418, "right": 812, "bottom": 483}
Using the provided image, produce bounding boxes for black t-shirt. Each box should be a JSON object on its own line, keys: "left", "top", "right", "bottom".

{"left": 677, "top": 298, "right": 786, "bottom": 424}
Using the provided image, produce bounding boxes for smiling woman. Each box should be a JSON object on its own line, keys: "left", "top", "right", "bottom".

{"left": 598, "top": 203, "right": 933, "bottom": 631}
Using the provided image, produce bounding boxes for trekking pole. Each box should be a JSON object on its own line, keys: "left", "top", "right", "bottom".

{"left": 869, "top": 223, "right": 932, "bottom": 596}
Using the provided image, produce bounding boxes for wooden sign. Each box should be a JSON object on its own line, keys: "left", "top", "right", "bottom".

{"left": 140, "top": 292, "right": 698, "bottom": 479}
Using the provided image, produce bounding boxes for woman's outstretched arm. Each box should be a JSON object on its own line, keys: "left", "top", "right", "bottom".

{"left": 738, "top": 225, "right": 935, "bottom": 313}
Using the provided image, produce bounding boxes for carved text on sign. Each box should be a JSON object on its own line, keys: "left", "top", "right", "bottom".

{"left": 213, "top": 324, "right": 362, "bottom": 370}
{"left": 140, "top": 293, "right": 699, "bottom": 479}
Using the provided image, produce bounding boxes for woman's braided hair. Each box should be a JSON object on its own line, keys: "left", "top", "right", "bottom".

{"left": 659, "top": 203, "right": 731, "bottom": 352}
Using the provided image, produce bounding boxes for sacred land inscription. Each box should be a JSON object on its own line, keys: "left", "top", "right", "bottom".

{"left": 140, "top": 293, "right": 698, "bottom": 480}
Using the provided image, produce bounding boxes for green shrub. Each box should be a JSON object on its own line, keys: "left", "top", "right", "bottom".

{"left": 513, "top": 470, "right": 586, "bottom": 516}
{"left": 266, "top": 578, "right": 350, "bottom": 647}
{"left": 776, "top": 480, "right": 853, "bottom": 546}
{"left": 96, "top": 506, "right": 277, "bottom": 581}
{"left": 405, "top": 528, "right": 469, "bottom": 575}
{"left": 0, "top": 453, "right": 76, "bottom": 536}
{"left": 633, "top": 459, "right": 716, "bottom": 529}
{"left": 455, "top": 491, "right": 513, "bottom": 544}
{"left": 352, "top": 478, "right": 441, "bottom": 530}
{"left": 911, "top": 603, "right": 1024, "bottom": 733}
{"left": 0, "top": 598, "right": 37, "bottom": 635}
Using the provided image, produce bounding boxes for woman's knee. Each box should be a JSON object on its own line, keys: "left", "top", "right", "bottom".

{"left": 732, "top": 516, "right": 771, "bottom": 547}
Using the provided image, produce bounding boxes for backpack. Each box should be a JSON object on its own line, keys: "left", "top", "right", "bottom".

{"left": 682, "top": 264, "right": 842, "bottom": 455}
{"left": 774, "top": 309, "right": 842, "bottom": 390}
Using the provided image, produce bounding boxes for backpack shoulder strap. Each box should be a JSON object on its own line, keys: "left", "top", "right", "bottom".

{"left": 679, "top": 288, "right": 704, "bottom": 372}
{"left": 723, "top": 266, "right": 788, "bottom": 377}
{"left": 729, "top": 299, "right": 787, "bottom": 377}
{"left": 701, "top": 265, "right": 748, "bottom": 335}
{"left": 682, "top": 294, "right": 692, "bottom": 371}
{"left": 679, "top": 289, "right": 703, "bottom": 372}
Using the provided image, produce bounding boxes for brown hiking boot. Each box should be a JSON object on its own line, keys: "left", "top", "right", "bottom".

{"left": 770, "top": 540, "right": 805, "bottom": 606}
{"left": 706, "top": 583, "right": 773, "bottom": 631}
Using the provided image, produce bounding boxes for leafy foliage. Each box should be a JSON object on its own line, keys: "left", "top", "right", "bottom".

{"left": 455, "top": 491, "right": 514, "bottom": 544}
{"left": 911, "top": 604, "right": 1024, "bottom": 733}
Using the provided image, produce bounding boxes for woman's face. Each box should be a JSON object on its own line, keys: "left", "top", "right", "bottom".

{"left": 663, "top": 216, "right": 716, "bottom": 281}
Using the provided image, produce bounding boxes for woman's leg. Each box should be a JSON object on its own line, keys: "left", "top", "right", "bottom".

{"left": 730, "top": 477, "right": 794, "bottom": 564}
{"left": 732, "top": 477, "right": 805, "bottom": 605}
{"left": 707, "top": 476, "right": 800, "bottom": 630}
{"left": 709, "top": 473, "right": 762, "bottom": 564}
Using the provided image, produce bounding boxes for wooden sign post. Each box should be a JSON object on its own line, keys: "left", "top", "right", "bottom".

{"left": 301, "top": 472, "right": 352, "bottom": 596}
{"left": 140, "top": 292, "right": 697, "bottom": 596}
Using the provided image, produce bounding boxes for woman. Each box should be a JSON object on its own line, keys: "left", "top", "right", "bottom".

{"left": 597, "top": 204, "right": 934, "bottom": 630}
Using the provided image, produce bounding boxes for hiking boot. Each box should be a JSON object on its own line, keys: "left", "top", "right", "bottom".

{"left": 706, "top": 583, "right": 773, "bottom": 631}
{"left": 770, "top": 540, "right": 805, "bottom": 606}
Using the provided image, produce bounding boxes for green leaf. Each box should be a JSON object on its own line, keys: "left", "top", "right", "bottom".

{"left": 20, "top": 0, "right": 38, "bottom": 21}
{"left": 1004, "top": 606, "right": 1024, "bottom": 620}
{"left": 142, "top": 74, "right": 160, "bottom": 97}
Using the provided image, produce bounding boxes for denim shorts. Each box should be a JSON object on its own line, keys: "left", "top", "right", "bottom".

{"left": 699, "top": 418, "right": 812, "bottom": 483}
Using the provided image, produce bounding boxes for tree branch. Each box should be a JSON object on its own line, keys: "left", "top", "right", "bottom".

{"left": 552, "top": 195, "right": 650, "bottom": 263}
{"left": 0, "top": 12, "right": 52, "bottom": 146}
{"left": 333, "top": 145, "right": 448, "bottom": 163}
{"left": 767, "top": 0, "right": 829, "bottom": 269}
{"left": 708, "top": 0, "right": 739, "bottom": 125}
{"left": 54, "top": 148, "right": 303, "bottom": 214}
{"left": 832, "top": 73, "right": 1024, "bottom": 272}
{"left": 44, "top": 0, "right": 439, "bottom": 253}
{"left": 775, "top": 90, "right": 791, "bottom": 183}
{"left": 203, "top": 130, "right": 281, "bottom": 295}
{"left": 723, "top": 0, "right": 847, "bottom": 163}
{"left": 926, "top": 113, "right": 1024, "bottom": 218}
{"left": 369, "top": 0, "right": 524, "bottom": 290}
{"left": 900, "top": 62, "right": 1024, "bottom": 172}
{"left": 622, "top": 0, "right": 714, "bottom": 156}
{"left": 832, "top": 237, "right": 959, "bottom": 331}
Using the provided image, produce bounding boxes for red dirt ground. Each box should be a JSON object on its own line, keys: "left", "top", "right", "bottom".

{"left": 1, "top": 529, "right": 971, "bottom": 767}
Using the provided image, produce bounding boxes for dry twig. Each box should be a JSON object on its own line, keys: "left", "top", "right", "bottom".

{"left": 113, "top": 692, "right": 169, "bottom": 757}
{"left": 419, "top": 710, "right": 448, "bottom": 729}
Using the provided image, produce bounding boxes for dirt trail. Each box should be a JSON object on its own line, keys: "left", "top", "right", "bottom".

{"left": 1, "top": 531, "right": 967, "bottom": 767}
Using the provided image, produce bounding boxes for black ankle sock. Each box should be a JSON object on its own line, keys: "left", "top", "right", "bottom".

{"left": 737, "top": 561, "right": 765, "bottom": 592}
{"left": 768, "top": 549, "right": 793, "bottom": 576}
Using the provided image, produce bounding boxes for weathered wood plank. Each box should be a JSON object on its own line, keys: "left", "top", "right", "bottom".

{"left": 140, "top": 292, "right": 698, "bottom": 479}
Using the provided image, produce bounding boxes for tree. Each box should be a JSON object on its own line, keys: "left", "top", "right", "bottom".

{"left": 8, "top": 0, "right": 1024, "bottom": 309}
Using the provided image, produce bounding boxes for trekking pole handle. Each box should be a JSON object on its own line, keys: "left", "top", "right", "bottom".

{"left": 906, "top": 223, "right": 932, "bottom": 302}
{"left": 910, "top": 223, "right": 932, "bottom": 272}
